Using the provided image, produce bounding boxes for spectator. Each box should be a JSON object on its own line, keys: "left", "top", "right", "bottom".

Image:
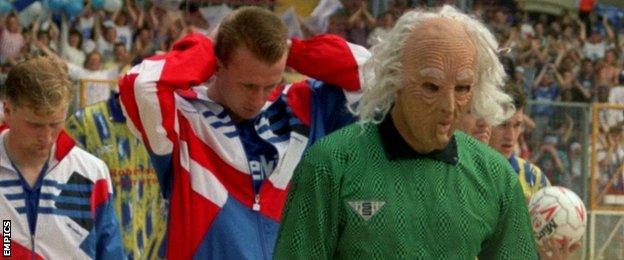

{"left": 532, "top": 132, "right": 570, "bottom": 186}
{"left": 517, "top": 37, "right": 547, "bottom": 69}
{"left": 69, "top": 50, "right": 119, "bottom": 105}
{"left": 553, "top": 112, "right": 574, "bottom": 151}
{"left": 367, "top": 11, "right": 395, "bottom": 47}
{"left": 29, "top": 20, "right": 57, "bottom": 57}
{"left": 561, "top": 24, "right": 582, "bottom": 51}
{"left": 597, "top": 125, "right": 624, "bottom": 189}
{"left": 78, "top": 3, "right": 95, "bottom": 40}
{"left": 568, "top": 142, "right": 584, "bottom": 195}
{"left": 0, "top": 13, "right": 24, "bottom": 63}
{"left": 596, "top": 49, "right": 620, "bottom": 88}
{"left": 388, "top": 0, "right": 409, "bottom": 18}
{"left": 157, "top": 9, "right": 186, "bottom": 51}
{"left": 556, "top": 50, "right": 580, "bottom": 74}
{"left": 581, "top": 16, "right": 615, "bottom": 62}
{"left": 60, "top": 16, "right": 86, "bottom": 66}
{"left": 511, "top": 66, "right": 528, "bottom": 94}
{"left": 554, "top": 69, "right": 577, "bottom": 102}
{"left": 39, "top": 39, "right": 119, "bottom": 81}
{"left": 347, "top": 0, "right": 375, "bottom": 47}
{"left": 577, "top": 58, "right": 595, "bottom": 101}
{"left": 111, "top": 9, "right": 136, "bottom": 50}
{"left": 531, "top": 63, "right": 560, "bottom": 145}
{"left": 39, "top": 41, "right": 120, "bottom": 106}
{"left": 105, "top": 42, "right": 131, "bottom": 72}
{"left": 181, "top": 2, "right": 210, "bottom": 35}
{"left": 490, "top": 9, "right": 510, "bottom": 36}
{"left": 519, "top": 13, "right": 535, "bottom": 38}
{"left": 326, "top": 14, "right": 348, "bottom": 39}
{"left": 132, "top": 26, "right": 156, "bottom": 58}
{"left": 534, "top": 23, "right": 546, "bottom": 46}
{"left": 94, "top": 11, "right": 117, "bottom": 61}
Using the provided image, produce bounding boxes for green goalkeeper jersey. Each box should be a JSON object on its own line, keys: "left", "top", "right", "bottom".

{"left": 274, "top": 116, "right": 538, "bottom": 259}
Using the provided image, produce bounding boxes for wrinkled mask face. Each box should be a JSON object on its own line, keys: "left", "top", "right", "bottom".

{"left": 393, "top": 18, "right": 476, "bottom": 152}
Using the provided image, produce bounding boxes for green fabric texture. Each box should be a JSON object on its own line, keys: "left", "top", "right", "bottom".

{"left": 274, "top": 123, "right": 538, "bottom": 259}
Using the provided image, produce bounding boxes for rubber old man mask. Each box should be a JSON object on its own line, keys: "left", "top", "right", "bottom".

{"left": 391, "top": 17, "right": 476, "bottom": 153}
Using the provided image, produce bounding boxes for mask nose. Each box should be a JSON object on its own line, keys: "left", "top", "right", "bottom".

{"left": 439, "top": 88, "right": 455, "bottom": 115}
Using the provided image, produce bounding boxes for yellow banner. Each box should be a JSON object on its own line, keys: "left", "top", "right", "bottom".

{"left": 276, "top": 0, "right": 320, "bottom": 17}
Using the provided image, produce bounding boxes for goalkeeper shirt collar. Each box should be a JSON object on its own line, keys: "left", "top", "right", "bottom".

{"left": 378, "top": 114, "right": 458, "bottom": 165}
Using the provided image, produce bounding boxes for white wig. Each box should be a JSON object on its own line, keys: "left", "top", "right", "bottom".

{"left": 353, "top": 5, "right": 513, "bottom": 126}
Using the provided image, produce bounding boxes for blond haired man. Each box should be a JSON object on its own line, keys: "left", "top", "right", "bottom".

{"left": 119, "top": 6, "right": 369, "bottom": 259}
{"left": 0, "top": 57, "right": 123, "bottom": 259}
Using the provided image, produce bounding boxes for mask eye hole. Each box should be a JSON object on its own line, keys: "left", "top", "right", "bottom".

{"left": 422, "top": 82, "right": 439, "bottom": 94}
{"left": 455, "top": 85, "right": 471, "bottom": 94}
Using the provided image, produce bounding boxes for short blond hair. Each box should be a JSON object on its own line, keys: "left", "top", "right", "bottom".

{"left": 216, "top": 6, "right": 288, "bottom": 66}
{"left": 5, "top": 56, "right": 73, "bottom": 115}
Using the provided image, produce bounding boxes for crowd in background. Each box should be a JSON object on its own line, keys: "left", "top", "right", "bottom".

{"left": 0, "top": 0, "right": 622, "bottom": 196}
{"left": 329, "top": 0, "right": 624, "bottom": 197}
{"left": 0, "top": 0, "right": 214, "bottom": 83}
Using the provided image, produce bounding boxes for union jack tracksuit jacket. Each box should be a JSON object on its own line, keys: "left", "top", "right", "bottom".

{"left": 119, "top": 33, "right": 369, "bottom": 259}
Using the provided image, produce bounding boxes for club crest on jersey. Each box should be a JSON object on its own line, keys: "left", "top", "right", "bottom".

{"left": 347, "top": 200, "right": 385, "bottom": 221}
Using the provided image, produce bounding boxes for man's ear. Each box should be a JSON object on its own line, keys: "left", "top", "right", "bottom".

{"left": 3, "top": 100, "right": 10, "bottom": 115}
{"left": 2, "top": 100, "right": 12, "bottom": 122}
{"left": 215, "top": 59, "right": 224, "bottom": 73}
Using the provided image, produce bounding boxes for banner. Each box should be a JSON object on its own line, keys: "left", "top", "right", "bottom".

{"left": 199, "top": 4, "right": 233, "bottom": 33}
{"left": 281, "top": 6, "right": 303, "bottom": 38}
{"left": 304, "top": 0, "right": 343, "bottom": 34}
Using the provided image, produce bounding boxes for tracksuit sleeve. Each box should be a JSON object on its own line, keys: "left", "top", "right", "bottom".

{"left": 118, "top": 33, "right": 216, "bottom": 198}
{"left": 96, "top": 196, "right": 124, "bottom": 259}
{"left": 94, "top": 165, "right": 124, "bottom": 259}
{"left": 283, "top": 35, "right": 370, "bottom": 132}
{"left": 287, "top": 34, "right": 370, "bottom": 92}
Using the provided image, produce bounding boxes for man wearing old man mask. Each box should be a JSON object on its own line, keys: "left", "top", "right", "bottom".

{"left": 274, "top": 6, "right": 538, "bottom": 259}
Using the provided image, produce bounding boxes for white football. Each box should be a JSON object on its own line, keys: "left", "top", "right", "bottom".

{"left": 528, "top": 186, "right": 587, "bottom": 244}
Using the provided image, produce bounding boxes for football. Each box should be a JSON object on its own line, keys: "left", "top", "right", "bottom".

{"left": 528, "top": 186, "right": 587, "bottom": 244}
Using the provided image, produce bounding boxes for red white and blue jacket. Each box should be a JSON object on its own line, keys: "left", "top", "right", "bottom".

{"left": 119, "top": 33, "right": 369, "bottom": 259}
{"left": 0, "top": 127, "right": 124, "bottom": 259}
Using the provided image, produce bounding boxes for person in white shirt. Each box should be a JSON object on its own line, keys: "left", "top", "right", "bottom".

{"left": 38, "top": 40, "right": 120, "bottom": 106}
{"left": 60, "top": 16, "right": 86, "bottom": 66}
{"left": 581, "top": 17, "right": 616, "bottom": 62}
{"left": 94, "top": 12, "right": 117, "bottom": 61}
{"left": 78, "top": 3, "right": 95, "bottom": 40}
{"left": 112, "top": 10, "right": 136, "bottom": 51}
